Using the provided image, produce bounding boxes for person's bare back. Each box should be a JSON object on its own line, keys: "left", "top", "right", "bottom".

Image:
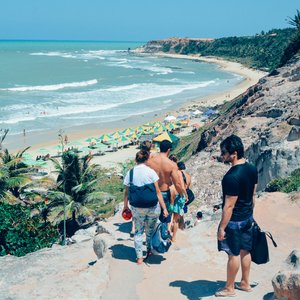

{"left": 147, "top": 152, "right": 178, "bottom": 191}
{"left": 146, "top": 140, "right": 183, "bottom": 195}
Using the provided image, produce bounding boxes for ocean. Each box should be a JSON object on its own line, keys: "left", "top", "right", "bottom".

{"left": 0, "top": 41, "right": 243, "bottom": 137}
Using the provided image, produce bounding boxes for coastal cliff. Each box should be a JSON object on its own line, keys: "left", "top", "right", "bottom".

{"left": 188, "top": 55, "right": 300, "bottom": 194}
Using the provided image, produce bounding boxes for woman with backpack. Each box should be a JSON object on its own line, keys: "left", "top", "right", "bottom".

{"left": 122, "top": 150, "right": 168, "bottom": 265}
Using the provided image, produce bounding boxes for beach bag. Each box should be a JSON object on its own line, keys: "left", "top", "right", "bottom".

{"left": 251, "top": 221, "right": 277, "bottom": 265}
{"left": 181, "top": 171, "right": 195, "bottom": 206}
{"left": 128, "top": 169, "right": 158, "bottom": 208}
{"left": 151, "top": 222, "right": 172, "bottom": 254}
{"left": 185, "top": 188, "right": 195, "bottom": 205}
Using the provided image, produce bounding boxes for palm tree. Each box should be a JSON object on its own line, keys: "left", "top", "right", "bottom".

{"left": 287, "top": 9, "right": 300, "bottom": 30}
{"left": 48, "top": 151, "right": 113, "bottom": 228}
{"left": 0, "top": 147, "right": 33, "bottom": 203}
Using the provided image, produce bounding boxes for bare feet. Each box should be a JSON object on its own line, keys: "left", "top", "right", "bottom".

{"left": 136, "top": 258, "right": 143, "bottom": 265}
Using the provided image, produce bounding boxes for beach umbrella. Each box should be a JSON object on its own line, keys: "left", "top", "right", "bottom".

{"left": 154, "top": 124, "right": 167, "bottom": 132}
{"left": 85, "top": 137, "right": 99, "bottom": 143}
{"left": 121, "top": 128, "right": 135, "bottom": 136}
{"left": 80, "top": 147, "right": 93, "bottom": 153}
{"left": 37, "top": 148, "right": 49, "bottom": 154}
{"left": 68, "top": 140, "right": 83, "bottom": 147}
{"left": 22, "top": 152, "right": 33, "bottom": 158}
{"left": 98, "top": 134, "right": 111, "bottom": 142}
{"left": 106, "top": 139, "right": 119, "bottom": 145}
{"left": 135, "top": 126, "right": 144, "bottom": 133}
{"left": 152, "top": 132, "right": 172, "bottom": 143}
{"left": 118, "top": 135, "right": 130, "bottom": 142}
{"left": 93, "top": 143, "right": 107, "bottom": 149}
{"left": 110, "top": 131, "right": 122, "bottom": 139}
{"left": 164, "top": 115, "right": 176, "bottom": 123}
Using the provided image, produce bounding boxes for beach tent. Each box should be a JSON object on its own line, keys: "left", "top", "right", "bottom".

{"left": 164, "top": 115, "right": 176, "bottom": 123}
{"left": 177, "top": 114, "right": 189, "bottom": 120}
{"left": 191, "top": 109, "right": 202, "bottom": 116}
{"left": 168, "top": 132, "right": 180, "bottom": 148}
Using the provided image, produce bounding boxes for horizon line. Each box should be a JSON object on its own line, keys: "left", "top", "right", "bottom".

{"left": 0, "top": 39, "right": 147, "bottom": 43}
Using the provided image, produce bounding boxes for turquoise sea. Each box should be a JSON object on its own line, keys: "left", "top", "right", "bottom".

{"left": 0, "top": 41, "right": 243, "bottom": 136}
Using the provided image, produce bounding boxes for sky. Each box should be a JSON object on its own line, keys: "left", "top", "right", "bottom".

{"left": 0, "top": 0, "right": 299, "bottom": 41}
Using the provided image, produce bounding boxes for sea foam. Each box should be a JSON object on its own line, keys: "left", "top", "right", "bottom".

{"left": 1, "top": 79, "right": 98, "bottom": 92}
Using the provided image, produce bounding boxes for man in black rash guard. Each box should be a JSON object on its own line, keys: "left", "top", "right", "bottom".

{"left": 215, "top": 135, "right": 258, "bottom": 298}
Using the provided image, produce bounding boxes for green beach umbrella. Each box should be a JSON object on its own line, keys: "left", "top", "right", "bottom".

{"left": 118, "top": 135, "right": 130, "bottom": 142}
{"left": 68, "top": 140, "right": 83, "bottom": 147}
{"left": 80, "top": 147, "right": 93, "bottom": 153}
{"left": 37, "top": 148, "right": 49, "bottom": 154}
{"left": 85, "top": 137, "right": 99, "bottom": 143}
{"left": 93, "top": 143, "right": 107, "bottom": 149}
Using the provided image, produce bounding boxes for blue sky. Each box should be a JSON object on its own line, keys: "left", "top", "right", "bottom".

{"left": 0, "top": 0, "right": 299, "bottom": 41}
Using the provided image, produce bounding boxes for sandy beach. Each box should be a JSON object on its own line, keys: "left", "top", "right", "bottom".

{"left": 4, "top": 54, "right": 267, "bottom": 170}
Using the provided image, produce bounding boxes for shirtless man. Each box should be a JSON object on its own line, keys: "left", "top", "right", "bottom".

{"left": 147, "top": 140, "right": 185, "bottom": 217}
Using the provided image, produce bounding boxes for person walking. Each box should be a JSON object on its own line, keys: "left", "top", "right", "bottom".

{"left": 123, "top": 150, "right": 168, "bottom": 265}
{"left": 147, "top": 140, "right": 185, "bottom": 218}
{"left": 215, "top": 135, "right": 258, "bottom": 297}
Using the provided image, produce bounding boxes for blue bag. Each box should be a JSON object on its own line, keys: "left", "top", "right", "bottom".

{"left": 151, "top": 222, "right": 172, "bottom": 253}
{"left": 128, "top": 169, "right": 158, "bottom": 208}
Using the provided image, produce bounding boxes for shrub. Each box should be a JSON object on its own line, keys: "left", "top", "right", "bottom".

{"left": 265, "top": 168, "right": 300, "bottom": 193}
{"left": 0, "top": 203, "right": 59, "bottom": 257}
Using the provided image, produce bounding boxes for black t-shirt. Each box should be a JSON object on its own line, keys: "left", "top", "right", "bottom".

{"left": 222, "top": 162, "right": 258, "bottom": 222}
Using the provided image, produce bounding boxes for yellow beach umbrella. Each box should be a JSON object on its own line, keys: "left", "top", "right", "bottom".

{"left": 152, "top": 131, "right": 172, "bottom": 143}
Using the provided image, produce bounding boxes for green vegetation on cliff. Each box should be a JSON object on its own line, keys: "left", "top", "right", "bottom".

{"left": 266, "top": 168, "right": 300, "bottom": 193}
{"left": 163, "top": 28, "right": 297, "bottom": 71}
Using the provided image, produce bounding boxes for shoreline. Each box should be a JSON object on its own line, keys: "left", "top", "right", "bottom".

{"left": 3, "top": 53, "right": 267, "bottom": 168}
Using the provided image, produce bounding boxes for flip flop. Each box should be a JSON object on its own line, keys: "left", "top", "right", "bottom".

{"left": 215, "top": 288, "right": 236, "bottom": 297}
{"left": 235, "top": 284, "right": 252, "bottom": 292}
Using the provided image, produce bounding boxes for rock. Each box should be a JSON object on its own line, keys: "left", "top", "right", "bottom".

{"left": 71, "top": 234, "right": 92, "bottom": 243}
{"left": 272, "top": 250, "right": 300, "bottom": 300}
{"left": 96, "top": 222, "right": 112, "bottom": 235}
{"left": 286, "top": 250, "right": 300, "bottom": 269}
{"left": 287, "top": 126, "right": 300, "bottom": 141}
{"left": 93, "top": 235, "right": 108, "bottom": 259}
{"left": 288, "top": 117, "right": 300, "bottom": 126}
{"left": 256, "top": 108, "right": 283, "bottom": 118}
{"left": 272, "top": 272, "right": 300, "bottom": 300}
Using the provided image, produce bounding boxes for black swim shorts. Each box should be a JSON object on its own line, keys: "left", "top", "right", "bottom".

{"left": 218, "top": 216, "right": 253, "bottom": 256}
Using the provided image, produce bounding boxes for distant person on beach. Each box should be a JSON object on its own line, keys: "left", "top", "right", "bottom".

{"left": 123, "top": 150, "right": 168, "bottom": 265}
{"left": 147, "top": 140, "right": 185, "bottom": 224}
{"left": 215, "top": 135, "right": 258, "bottom": 297}
{"left": 194, "top": 211, "right": 203, "bottom": 226}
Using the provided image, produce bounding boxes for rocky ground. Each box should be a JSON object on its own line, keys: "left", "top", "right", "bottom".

{"left": 0, "top": 191, "right": 299, "bottom": 300}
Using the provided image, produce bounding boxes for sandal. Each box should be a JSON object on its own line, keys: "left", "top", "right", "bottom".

{"left": 145, "top": 249, "right": 153, "bottom": 260}
{"left": 235, "top": 284, "right": 252, "bottom": 292}
{"left": 215, "top": 288, "right": 236, "bottom": 297}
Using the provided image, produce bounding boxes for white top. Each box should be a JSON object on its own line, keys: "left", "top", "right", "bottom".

{"left": 123, "top": 164, "right": 159, "bottom": 187}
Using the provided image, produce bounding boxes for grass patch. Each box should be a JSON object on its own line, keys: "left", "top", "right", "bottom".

{"left": 266, "top": 168, "right": 300, "bottom": 193}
